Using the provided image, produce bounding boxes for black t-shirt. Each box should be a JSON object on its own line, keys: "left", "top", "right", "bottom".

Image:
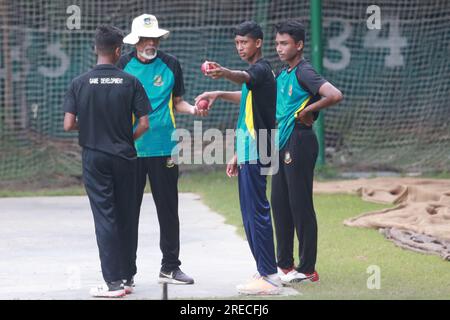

{"left": 63, "top": 64, "right": 151, "bottom": 160}
{"left": 245, "top": 58, "right": 277, "bottom": 160}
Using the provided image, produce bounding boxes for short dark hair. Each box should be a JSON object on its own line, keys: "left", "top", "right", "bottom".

{"left": 95, "top": 25, "right": 124, "bottom": 55}
{"left": 275, "top": 20, "right": 305, "bottom": 44}
{"left": 233, "top": 21, "right": 263, "bottom": 40}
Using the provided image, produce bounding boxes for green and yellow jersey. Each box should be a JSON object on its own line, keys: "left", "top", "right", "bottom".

{"left": 118, "top": 50, "right": 185, "bottom": 157}
{"left": 236, "top": 59, "right": 276, "bottom": 164}
{"left": 276, "top": 59, "right": 327, "bottom": 150}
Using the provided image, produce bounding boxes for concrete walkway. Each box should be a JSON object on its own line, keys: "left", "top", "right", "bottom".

{"left": 0, "top": 193, "right": 298, "bottom": 300}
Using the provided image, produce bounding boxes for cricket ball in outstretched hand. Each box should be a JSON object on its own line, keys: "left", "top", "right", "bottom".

{"left": 197, "top": 99, "right": 209, "bottom": 110}
{"left": 201, "top": 61, "right": 212, "bottom": 75}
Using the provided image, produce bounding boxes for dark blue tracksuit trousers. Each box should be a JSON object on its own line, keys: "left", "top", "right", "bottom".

{"left": 238, "top": 163, "right": 277, "bottom": 277}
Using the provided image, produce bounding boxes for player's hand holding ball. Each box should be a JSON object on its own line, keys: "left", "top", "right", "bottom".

{"left": 201, "top": 61, "right": 213, "bottom": 75}
{"left": 195, "top": 91, "right": 219, "bottom": 112}
{"left": 191, "top": 101, "right": 208, "bottom": 117}
{"left": 192, "top": 98, "right": 209, "bottom": 117}
{"left": 197, "top": 99, "right": 209, "bottom": 111}
{"left": 201, "top": 60, "right": 227, "bottom": 80}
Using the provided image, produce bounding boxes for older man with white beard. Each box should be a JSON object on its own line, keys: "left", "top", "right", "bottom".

{"left": 117, "top": 14, "right": 207, "bottom": 292}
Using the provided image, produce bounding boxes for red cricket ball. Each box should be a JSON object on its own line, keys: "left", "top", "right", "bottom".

{"left": 201, "top": 61, "right": 212, "bottom": 75}
{"left": 197, "top": 99, "right": 209, "bottom": 110}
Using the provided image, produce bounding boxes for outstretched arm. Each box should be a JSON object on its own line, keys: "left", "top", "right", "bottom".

{"left": 173, "top": 96, "right": 208, "bottom": 116}
{"left": 205, "top": 62, "right": 250, "bottom": 85}
{"left": 195, "top": 91, "right": 242, "bottom": 109}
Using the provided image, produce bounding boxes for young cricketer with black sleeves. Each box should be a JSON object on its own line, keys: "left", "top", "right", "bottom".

{"left": 63, "top": 26, "right": 151, "bottom": 298}
{"left": 272, "top": 20, "right": 343, "bottom": 284}
{"left": 196, "top": 21, "right": 281, "bottom": 295}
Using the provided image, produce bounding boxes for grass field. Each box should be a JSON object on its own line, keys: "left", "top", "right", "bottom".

{"left": 179, "top": 171, "right": 450, "bottom": 300}
{"left": 1, "top": 170, "right": 449, "bottom": 299}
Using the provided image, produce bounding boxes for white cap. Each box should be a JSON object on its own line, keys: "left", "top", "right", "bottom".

{"left": 123, "top": 14, "right": 170, "bottom": 45}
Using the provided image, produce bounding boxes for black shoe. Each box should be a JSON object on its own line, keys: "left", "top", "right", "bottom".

{"left": 158, "top": 267, "right": 194, "bottom": 285}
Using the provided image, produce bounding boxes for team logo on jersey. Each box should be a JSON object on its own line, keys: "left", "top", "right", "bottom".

{"left": 284, "top": 151, "right": 292, "bottom": 164}
{"left": 288, "top": 84, "right": 293, "bottom": 96}
{"left": 153, "top": 75, "right": 164, "bottom": 87}
{"left": 166, "top": 157, "right": 175, "bottom": 168}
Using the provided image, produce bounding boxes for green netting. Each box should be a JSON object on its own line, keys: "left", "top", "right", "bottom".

{"left": 0, "top": 0, "right": 449, "bottom": 182}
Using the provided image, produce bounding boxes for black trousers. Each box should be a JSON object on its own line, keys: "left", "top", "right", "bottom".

{"left": 82, "top": 148, "right": 137, "bottom": 283}
{"left": 271, "top": 126, "right": 319, "bottom": 274}
{"left": 132, "top": 156, "right": 181, "bottom": 273}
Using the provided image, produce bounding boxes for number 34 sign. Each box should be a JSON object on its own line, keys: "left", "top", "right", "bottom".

{"left": 323, "top": 7, "right": 408, "bottom": 71}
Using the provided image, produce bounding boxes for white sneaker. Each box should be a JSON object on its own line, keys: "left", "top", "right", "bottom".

{"left": 252, "top": 272, "right": 261, "bottom": 279}
{"left": 266, "top": 273, "right": 282, "bottom": 286}
{"left": 237, "top": 276, "right": 282, "bottom": 295}
{"left": 89, "top": 283, "right": 126, "bottom": 298}
{"left": 239, "top": 272, "right": 278, "bottom": 287}
{"left": 278, "top": 267, "right": 320, "bottom": 284}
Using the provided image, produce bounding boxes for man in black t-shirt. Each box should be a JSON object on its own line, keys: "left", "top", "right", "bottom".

{"left": 63, "top": 26, "right": 151, "bottom": 298}
{"left": 196, "top": 21, "right": 281, "bottom": 295}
